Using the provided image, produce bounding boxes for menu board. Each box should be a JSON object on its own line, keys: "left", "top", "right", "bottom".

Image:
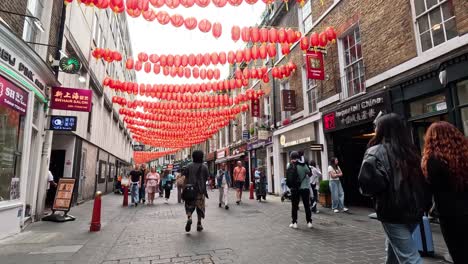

{"left": 52, "top": 178, "right": 75, "bottom": 211}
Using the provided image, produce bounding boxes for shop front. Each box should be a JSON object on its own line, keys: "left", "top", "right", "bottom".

{"left": 0, "top": 23, "right": 59, "bottom": 239}
{"left": 322, "top": 90, "right": 391, "bottom": 207}
{"left": 205, "top": 152, "right": 216, "bottom": 177}
{"left": 247, "top": 137, "right": 271, "bottom": 190}
{"left": 391, "top": 51, "right": 468, "bottom": 151}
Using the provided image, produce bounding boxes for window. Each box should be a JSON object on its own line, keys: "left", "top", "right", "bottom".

{"left": 306, "top": 79, "right": 318, "bottom": 114}
{"left": 92, "top": 14, "right": 100, "bottom": 46}
{"left": 456, "top": 80, "right": 468, "bottom": 136}
{"left": 409, "top": 94, "right": 447, "bottom": 117}
{"left": 340, "top": 26, "right": 365, "bottom": 99}
{"left": 22, "top": 0, "right": 44, "bottom": 44}
{"left": 413, "top": 0, "right": 457, "bottom": 52}
{"left": 87, "top": 102, "right": 93, "bottom": 133}
{"left": 300, "top": 0, "right": 313, "bottom": 34}
{"left": 280, "top": 81, "right": 291, "bottom": 121}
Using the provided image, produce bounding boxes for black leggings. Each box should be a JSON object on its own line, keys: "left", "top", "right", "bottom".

{"left": 291, "top": 189, "right": 312, "bottom": 223}
{"left": 165, "top": 186, "right": 171, "bottom": 199}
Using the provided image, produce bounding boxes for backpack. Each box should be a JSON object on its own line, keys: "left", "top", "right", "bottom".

{"left": 286, "top": 163, "right": 303, "bottom": 190}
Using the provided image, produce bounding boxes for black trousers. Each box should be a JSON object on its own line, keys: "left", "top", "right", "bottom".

{"left": 310, "top": 183, "right": 318, "bottom": 213}
{"left": 165, "top": 186, "right": 171, "bottom": 199}
{"left": 440, "top": 215, "right": 468, "bottom": 264}
{"left": 291, "top": 189, "right": 312, "bottom": 224}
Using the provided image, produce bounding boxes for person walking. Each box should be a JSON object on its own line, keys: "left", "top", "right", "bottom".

{"left": 328, "top": 157, "right": 348, "bottom": 213}
{"left": 421, "top": 121, "right": 468, "bottom": 264}
{"left": 46, "top": 170, "right": 57, "bottom": 208}
{"left": 255, "top": 167, "right": 267, "bottom": 201}
{"left": 358, "top": 113, "right": 431, "bottom": 264}
{"left": 139, "top": 164, "right": 147, "bottom": 204}
{"left": 183, "top": 150, "right": 209, "bottom": 232}
{"left": 129, "top": 165, "right": 142, "bottom": 207}
{"left": 287, "top": 151, "right": 312, "bottom": 229}
{"left": 145, "top": 167, "right": 160, "bottom": 205}
{"left": 309, "top": 160, "right": 322, "bottom": 214}
{"left": 233, "top": 161, "right": 247, "bottom": 205}
{"left": 158, "top": 169, "right": 164, "bottom": 198}
{"left": 175, "top": 168, "right": 185, "bottom": 204}
{"left": 161, "top": 170, "right": 175, "bottom": 204}
{"left": 217, "top": 163, "right": 231, "bottom": 210}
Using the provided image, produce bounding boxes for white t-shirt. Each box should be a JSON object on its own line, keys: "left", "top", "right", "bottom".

{"left": 47, "top": 171, "right": 54, "bottom": 190}
{"left": 328, "top": 165, "right": 341, "bottom": 181}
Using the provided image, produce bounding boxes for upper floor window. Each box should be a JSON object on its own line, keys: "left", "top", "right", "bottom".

{"left": 340, "top": 26, "right": 365, "bottom": 99}
{"left": 23, "top": 0, "right": 44, "bottom": 43}
{"left": 413, "top": 0, "right": 457, "bottom": 52}
{"left": 280, "top": 81, "right": 291, "bottom": 121}
{"left": 300, "top": 0, "right": 313, "bottom": 34}
{"left": 306, "top": 79, "right": 318, "bottom": 114}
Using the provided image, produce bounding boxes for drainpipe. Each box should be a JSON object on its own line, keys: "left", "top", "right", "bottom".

{"left": 36, "top": 2, "right": 67, "bottom": 219}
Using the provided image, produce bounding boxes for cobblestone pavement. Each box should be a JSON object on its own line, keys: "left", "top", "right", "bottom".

{"left": 0, "top": 190, "right": 449, "bottom": 264}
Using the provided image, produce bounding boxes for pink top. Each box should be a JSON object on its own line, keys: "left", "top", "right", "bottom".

{"left": 146, "top": 172, "right": 160, "bottom": 187}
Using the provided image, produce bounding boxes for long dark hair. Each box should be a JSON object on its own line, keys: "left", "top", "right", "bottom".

{"left": 329, "top": 157, "right": 338, "bottom": 170}
{"left": 368, "top": 113, "right": 421, "bottom": 182}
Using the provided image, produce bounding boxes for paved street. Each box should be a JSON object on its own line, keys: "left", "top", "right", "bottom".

{"left": 0, "top": 190, "right": 449, "bottom": 264}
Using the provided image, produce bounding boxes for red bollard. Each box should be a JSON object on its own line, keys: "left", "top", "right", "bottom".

{"left": 122, "top": 185, "right": 128, "bottom": 207}
{"left": 249, "top": 182, "right": 254, "bottom": 200}
{"left": 90, "top": 191, "right": 102, "bottom": 232}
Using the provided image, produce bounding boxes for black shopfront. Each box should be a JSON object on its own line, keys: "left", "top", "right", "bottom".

{"left": 391, "top": 51, "right": 468, "bottom": 152}
{"left": 322, "top": 90, "right": 391, "bottom": 207}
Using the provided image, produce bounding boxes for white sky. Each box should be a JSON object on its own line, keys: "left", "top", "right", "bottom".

{"left": 127, "top": 3, "right": 267, "bottom": 86}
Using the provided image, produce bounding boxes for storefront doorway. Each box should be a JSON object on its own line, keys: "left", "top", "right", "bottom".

{"left": 332, "top": 123, "right": 374, "bottom": 207}
{"left": 411, "top": 114, "right": 449, "bottom": 153}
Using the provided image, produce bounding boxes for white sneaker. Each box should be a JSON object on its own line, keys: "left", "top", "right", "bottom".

{"left": 164, "top": 199, "right": 168, "bottom": 204}
{"left": 289, "top": 223, "right": 298, "bottom": 229}
{"left": 343, "top": 208, "right": 349, "bottom": 212}
{"left": 307, "top": 222, "right": 313, "bottom": 229}
{"left": 333, "top": 209, "right": 339, "bottom": 213}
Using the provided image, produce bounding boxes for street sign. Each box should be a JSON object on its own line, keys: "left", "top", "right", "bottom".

{"left": 51, "top": 87, "right": 92, "bottom": 112}
{"left": 53, "top": 178, "right": 76, "bottom": 212}
{"left": 49, "top": 115, "right": 77, "bottom": 131}
{"left": 133, "top": 144, "right": 145, "bottom": 151}
{"left": 59, "top": 56, "right": 81, "bottom": 74}
{"left": 281, "top": 90, "right": 296, "bottom": 111}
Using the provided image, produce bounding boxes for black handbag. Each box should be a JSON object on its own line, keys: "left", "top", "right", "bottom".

{"left": 182, "top": 165, "right": 201, "bottom": 201}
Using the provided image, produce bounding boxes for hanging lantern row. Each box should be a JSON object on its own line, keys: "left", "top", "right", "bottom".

{"left": 126, "top": 60, "right": 222, "bottom": 80}
{"left": 300, "top": 27, "right": 337, "bottom": 52}
{"left": 126, "top": 117, "right": 229, "bottom": 131}
{"left": 103, "top": 77, "right": 248, "bottom": 94}
{"left": 234, "top": 61, "right": 296, "bottom": 82}
{"left": 231, "top": 26, "right": 301, "bottom": 44}
{"left": 134, "top": 149, "right": 179, "bottom": 164}
{"left": 92, "top": 48, "right": 122, "bottom": 62}
{"left": 120, "top": 104, "right": 246, "bottom": 120}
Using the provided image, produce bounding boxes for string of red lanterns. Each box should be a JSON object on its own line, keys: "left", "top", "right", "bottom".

{"left": 300, "top": 27, "right": 337, "bottom": 52}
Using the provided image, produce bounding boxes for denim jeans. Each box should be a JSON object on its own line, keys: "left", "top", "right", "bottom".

{"left": 130, "top": 183, "right": 139, "bottom": 204}
{"left": 382, "top": 222, "right": 422, "bottom": 264}
{"left": 329, "top": 180, "right": 344, "bottom": 210}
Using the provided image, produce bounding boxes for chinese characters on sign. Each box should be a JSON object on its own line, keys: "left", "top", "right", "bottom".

{"left": 251, "top": 99, "right": 260, "bottom": 117}
{"left": 53, "top": 178, "right": 76, "bottom": 211}
{"left": 306, "top": 51, "right": 325, "bottom": 80}
{"left": 49, "top": 116, "right": 77, "bottom": 131}
{"left": 323, "top": 93, "right": 388, "bottom": 132}
{"left": 0, "top": 74, "right": 28, "bottom": 114}
{"left": 51, "top": 87, "right": 92, "bottom": 112}
{"left": 281, "top": 90, "right": 296, "bottom": 111}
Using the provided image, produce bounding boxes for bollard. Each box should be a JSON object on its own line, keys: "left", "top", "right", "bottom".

{"left": 122, "top": 185, "right": 128, "bottom": 207}
{"left": 90, "top": 191, "right": 102, "bottom": 232}
{"left": 249, "top": 182, "right": 254, "bottom": 200}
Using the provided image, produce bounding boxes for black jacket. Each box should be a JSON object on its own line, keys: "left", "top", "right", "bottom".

{"left": 185, "top": 162, "right": 209, "bottom": 198}
{"left": 358, "top": 144, "right": 431, "bottom": 223}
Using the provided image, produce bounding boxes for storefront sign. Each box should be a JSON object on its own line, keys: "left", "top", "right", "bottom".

{"left": 279, "top": 123, "right": 315, "bottom": 148}
{"left": 49, "top": 115, "right": 77, "bottom": 131}
{"left": 258, "top": 129, "right": 270, "bottom": 140}
{"left": 216, "top": 149, "right": 227, "bottom": 159}
{"left": 167, "top": 164, "right": 174, "bottom": 170}
{"left": 242, "top": 130, "right": 250, "bottom": 140}
{"left": 231, "top": 144, "right": 247, "bottom": 155}
{"left": 0, "top": 74, "right": 28, "bottom": 114}
{"left": 50, "top": 87, "right": 92, "bottom": 112}
{"left": 323, "top": 92, "right": 388, "bottom": 132}
{"left": 310, "top": 144, "right": 324, "bottom": 151}
{"left": 133, "top": 144, "right": 145, "bottom": 151}
{"left": 53, "top": 178, "right": 76, "bottom": 212}
{"left": 206, "top": 152, "right": 215, "bottom": 161}
{"left": 282, "top": 90, "right": 296, "bottom": 111}
{"left": 0, "top": 45, "right": 46, "bottom": 91}
{"left": 251, "top": 98, "right": 260, "bottom": 117}
{"left": 306, "top": 51, "right": 325, "bottom": 80}
{"left": 248, "top": 140, "right": 266, "bottom": 150}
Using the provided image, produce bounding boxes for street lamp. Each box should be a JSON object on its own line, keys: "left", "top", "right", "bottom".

{"left": 0, "top": 9, "right": 45, "bottom": 32}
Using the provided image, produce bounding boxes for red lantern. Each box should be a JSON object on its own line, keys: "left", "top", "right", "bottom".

{"left": 135, "top": 61, "right": 143, "bottom": 71}
{"left": 149, "top": 54, "right": 159, "bottom": 63}
{"left": 245, "top": 0, "right": 257, "bottom": 3}
{"left": 142, "top": 10, "right": 156, "bottom": 21}
{"left": 228, "top": 0, "right": 242, "bottom": 6}
{"left": 198, "top": 19, "right": 212, "bottom": 33}
{"left": 138, "top": 52, "right": 148, "bottom": 62}
{"left": 286, "top": 28, "right": 296, "bottom": 43}
{"left": 203, "top": 53, "right": 211, "bottom": 66}
{"left": 236, "top": 50, "right": 244, "bottom": 63}
{"left": 259, "top": 28, "right": 269, "bottom": 43}
{"left": 214, "top": 69, "right": 221, "bottom": 80}
{"left": 267, "top": 43, "right": 277, "bottom": 58}
{"left": 231, "top": 26, "right": 240, "bottom": 42}
{"left": 207, "top": 69, "right": 214, "bottom": 80}
{"left": 212, "top": 22, "right": 222, "bottom": 38}
{"left": 259, "top": 44, "right": 267, "bottom": 59}
{"left": 219, "top": 52, "right": 227, "bottom": 64}
{"left": 195, "top": 0, "right": 210, "bottom": 7}
{"left": 144, "top": 62, "right": 151, "bottom": 73}
{"left": 167, "top": 55, "right": 174, "bottom": 67}
{"left": 156, "top": 11, "right": 170, "bottom": 25}
{"left": 228, "top": 51, "right": 235, "bottom": 64}
{"left": 165, "top": 0, "right": 180, "bottom": 8}
{"left": 326, "top": 26, "right": 337, "bottom": 42}
{"left": 153, "top": 64, "right": 161, "bottom": 74}
{"left": 251, "top": 45, "right": 259, "bottom": 59}
{"left": 262, "top": 75, "right": 270, "bottom": 83}
{"left": 184, "top": 17, "right": 197, "bottom": 30}
{"left": 319, "top": 31, "right": 328, "bottom": 47}
{"left": 181, "top": 55, "right": 188, "bottom": 66}
{"left": 287, "top": 61, "right": 297, "bottom": 71}
{"left": 211, "top": 52, "right": 219, "bottom": 65}
{"left": 243, "top": 68, "right": 250, "bottom": 79}
{"left": 192, "top": 67, "right": 200, "bottom": 78}
{"left": 244, "top": 48, "right": 252, "bottom": 62}
{"left": 110, "top": 0, "right": 125, "bottom": 13}
{"left": 310, "top": 32, "right": 319, "bottom": 47}
{"left": 180, "top": 0, "right": 195, "bottom": 7}
{"left": 174, "top": 55, "right": 181, "bottom": 67}
{"left": 269, "top": 28, "right": 278, "bottom": 43}
{"left": 188, "top": 54, "right": 196, "bottom": 66}
{"left": 241, "top": 27, "right": 250, "bottom": 42}
{"left": 160, "top": 55, "right": 167, "bottom": 67}
{"left": 278, "top": 28, "right": 287, "bottom": 43}
{"left": 196, "top": 54, "right": 204, "bottom": 66}
{"left": 300, "top": 36, "right": 309, "bottom": 51}
{"left": 212, "top": 0, "right": 227, "bottom": 7}
{"left": 250, "top": 27, "right": 260, "bottom": 43}
{"left": 126, "top": 58, "right": 134, "bottom": 69}
{"left": 170, "top": 14, "right": 184, "bottom": 27}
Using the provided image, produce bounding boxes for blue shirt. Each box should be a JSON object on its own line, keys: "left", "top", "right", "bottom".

{"left": 162, "top": 174, "right": 174, "bottom": 185}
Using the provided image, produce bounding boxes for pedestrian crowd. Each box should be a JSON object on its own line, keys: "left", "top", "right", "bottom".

{"left": 121, "top": 113, "right": 466, "bottom": 264}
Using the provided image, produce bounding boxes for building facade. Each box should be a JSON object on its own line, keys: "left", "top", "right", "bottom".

{"left": 0, "top": 0, "right": 61, "bottom": 239}
{"left": 50, "top": 1, "right": 135, "bottom": 207}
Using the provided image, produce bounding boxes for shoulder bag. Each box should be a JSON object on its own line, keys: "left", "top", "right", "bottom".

{"left": 182, "top": 165, "right": 201, "bottom": 201}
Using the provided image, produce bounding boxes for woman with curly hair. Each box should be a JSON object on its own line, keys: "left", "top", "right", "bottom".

{"left": 421, "top": 121, "right": 468, "bottom": 263}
